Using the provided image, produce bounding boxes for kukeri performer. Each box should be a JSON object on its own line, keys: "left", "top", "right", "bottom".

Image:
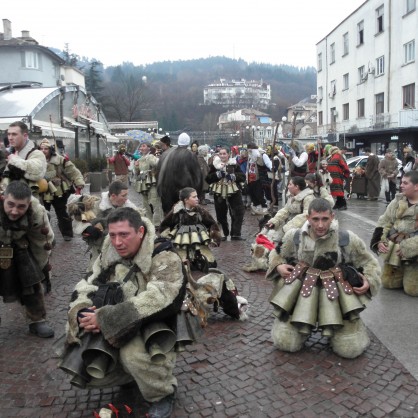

{"left": 370, "top": 170, "right": 418, "bottom": 296}
{"left": 243, "top": 176, "right": 314, "bottom": 272}
{"left": 0, "top": 181, "right": 54, "bottom": 337}
{"left": 206, "top": 147, "right": 245, "bottom": 241}
{"left": 38, "top": 138, "right": 85, "bottom": 241}
{"left": 61, "top": 207, "right": 186, "bottom": 418}
{"left": 159, "top": 187, "right": 222, "bottom": 272}
{"left": 134, "top": 140, "right": 163, "bottom": 227}
{"left": 266, "top": 198, "right": 381, "bottom": 358}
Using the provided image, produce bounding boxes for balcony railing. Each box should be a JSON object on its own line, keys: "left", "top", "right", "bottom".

{"left": 317, "top": 109, "right": 418, "bottom": 137}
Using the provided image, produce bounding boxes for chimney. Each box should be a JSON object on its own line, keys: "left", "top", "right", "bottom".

{"left": 21, "top": 30, "right": 30, "bottom": 38}
{"left": 3, "top": 19, "right": 12, "bottom": 40}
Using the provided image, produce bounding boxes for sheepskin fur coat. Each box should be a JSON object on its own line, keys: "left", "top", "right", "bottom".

{"left": 66, "top": 216, "right": 186, "bottom": 348}
{"left": 266, "top": 220, "right": 381, "bottom": 299}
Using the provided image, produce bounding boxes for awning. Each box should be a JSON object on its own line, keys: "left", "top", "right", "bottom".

{"left": 63, "top": 116, "right": 88, "bottom": 129}
{"left": 33, "top": 119, "right": 75, "bottom": 139}
{"left": 104, "top": 133, "right": 120, "bottom": 143}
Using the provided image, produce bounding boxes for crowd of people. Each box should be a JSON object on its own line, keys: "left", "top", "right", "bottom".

{"left": 0, "top": 120, "right": 417, "bottom": 418}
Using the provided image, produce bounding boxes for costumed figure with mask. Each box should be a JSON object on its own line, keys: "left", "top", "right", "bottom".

{"left": 206, "top": 147, "right": 246, "bottom": 241}
{"left": 134, "top": 140, "right": 163, "bottom": 227}
{"left": 287, "top": 140, "right": 308, "bottom": 178}
{"left": 266, "top": 198, "right": 381, "bottom": 358}
{"left": 157, "top": 133, "right": 203, "bottom": 214}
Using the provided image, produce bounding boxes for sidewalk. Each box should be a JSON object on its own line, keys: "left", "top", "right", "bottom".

{"left": 0, "top": 191, "right": 417, "bottom": 417}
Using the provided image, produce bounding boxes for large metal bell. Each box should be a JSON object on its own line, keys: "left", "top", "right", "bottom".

{"left": 337, "top": 282, "right": 365, "bottom": 320}
{"left": 190, "top": 226, "right": 201, "bottom": 246}
{"left": 59, "top": 336, "right": 91, "bottom": 387}
{"left": 291, "top": 285, "right": 319, "bottom": 334}
{"left": 318, "top": 287, "right": 343, "bottom": 337}
{"left": 142, "top": 322, "right": 177, "bottom": 364}
{"left": 270, "top": 279, "right": 302, "bottom": 318}
{"left": 82, "top": 333, "right": 119, "bottom": 379}
{"left": 199, "top": 229, "right": 211, "bottom": 244}
{"left": 181, "top": 231, "right": 191, "bottom": 246}
{"left": 385, "top": 241, "right": 402, "bottom": 267}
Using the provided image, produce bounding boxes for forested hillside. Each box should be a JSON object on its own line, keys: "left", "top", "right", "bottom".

{"left": 54, "top": 49, "right": 316, "bottom": 131}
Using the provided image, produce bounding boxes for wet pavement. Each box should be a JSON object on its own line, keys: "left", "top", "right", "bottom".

{"left": 0, "top": 188, "right": 417, "bottom": 418}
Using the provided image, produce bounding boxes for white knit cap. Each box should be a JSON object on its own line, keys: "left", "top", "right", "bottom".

{"left": 178, "top": 133, "right": 191, "bottom": 147}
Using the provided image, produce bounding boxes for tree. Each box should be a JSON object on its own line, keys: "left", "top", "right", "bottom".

{"left": 62, "top": 43, "right": 79, "bottom": 66}
{"left": 85, "top": 60, "right": 104, "bottom": 101}
{"left": 101, "top": 67, "right": 151, "bottom": 121}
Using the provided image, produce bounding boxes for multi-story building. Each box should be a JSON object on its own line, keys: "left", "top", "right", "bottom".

{"left": 204, "top": 79, "right": 271, "bottom": 110}
{"left": 0, "top": 18, "right": 118, "bottom": 159}
{"left": 316, "top": 0, "right": 417, "bottom": 155}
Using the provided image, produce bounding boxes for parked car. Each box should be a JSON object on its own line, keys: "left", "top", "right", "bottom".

{"left": 346, "top": 155, "right": 403, "bottom": 177}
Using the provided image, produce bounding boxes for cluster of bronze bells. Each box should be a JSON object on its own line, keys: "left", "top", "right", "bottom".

{"left": 59, "top": 312, "right": 203, "bottom": 389}
{"left": 170, "top": 225, "right": 211, "bottom": 249}
{"left": 209, "top": 180, "right": 239, "bottom": 199}
{"left": 135, "top": 172, "right": 157, "bottom": 193}
{"left": 384, "top": 240, "right": 413, "bottom": 267}
{"left": 42, "top": 179, "right": 71, "bottom": 201}
{"left": 269, "top": 263, "right": 369, "bottom": 338}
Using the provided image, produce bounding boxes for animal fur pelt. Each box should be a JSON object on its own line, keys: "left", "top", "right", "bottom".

{"left": 157, "top": 147, "right": 203, "bottom": 214}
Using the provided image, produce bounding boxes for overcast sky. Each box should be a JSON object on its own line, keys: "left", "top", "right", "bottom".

{"left": 2, "top": 0, "right": 366, "bottom": 68}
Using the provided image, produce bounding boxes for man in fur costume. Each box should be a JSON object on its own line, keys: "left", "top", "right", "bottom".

{"left": 134, "top": 140, "right": 164, "bottom": 226}
{"left": 206, "top": 147, "right": 246, "bottom": 241}
{"left": 0, "top": 181, "right": 54, "bottom": 337}
{"left": 243, "top": 176, "right": 314, "bottom": 272}
{"left": 157, "top": 133, "right": 203, "bottom": 215}
{"left": 64, "top": 207, "right": 185, "bottom": 418}
{"left": 38, "top": 138, "right": 85, "bottom": 241}
{"left": 370, "top": 170, "right": 418, "bottom": 296}
{"left": 67, "top": 181, "right": 138, "bottom": 270}
{"left": 1, "top": 121, "right": 46, "bottom": 198}
{"left": 266, "top": 198, "right": 381, "bottom": 358}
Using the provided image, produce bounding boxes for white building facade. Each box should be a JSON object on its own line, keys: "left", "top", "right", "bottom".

{"left": 204, "top": 79, "right": 271, "bottom": 110}
{"left": 316, "top": 0, "right": 417, "bottom": 155}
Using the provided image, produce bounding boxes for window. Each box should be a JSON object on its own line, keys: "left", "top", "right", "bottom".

{"left": 318, "top": 86, "right": 323, "bottom": 101}
{"left": 358, "top": 65, "right": 366, "bottom": 83}
{"left": 318, "top": 111, "right": 323, "bottom": 126}
{"left": 22, "top": 50, "right": 40, "bottom": 69}
{"left": 330, "top": 43, "right": 335, "bottom": 64}
{"left": 403, "top": 83, "right": 415, "bottom": 108}
{"left": 343, "top": 103, "right": 349, "bottom": 120}
{"left": 406, "top": 0, "right": 416, "bottom": 14}
{"left": 404, "top": 40, "right": 415, "bottom": 64}
{"left": 376, "top": 5, "right": 384, "bottom": 34}
{"left": 343, "top": 73, "right": 349, "bottom": 90}
{"left": 376, "top": 56, "right": 384, "bottom": 75}
{"left": 330, "top": 80, "right": 336, "bottom": 97}
{"left": 343, "top": 33, "right": 349, "bottom": 55}
{"left": 317, "top": 53, "right": 322, "bottom": 71}
{"left": 357, "top": 99, "right": 365, "bottom": 117}
{"left": 357, "top": 21, "right": 364, "bottom": 45}
{"left": 375, "top": 93, "right": 384, "bottom": 114}
{"left": 330, "top": 107, "right": 337, "bottom": 123}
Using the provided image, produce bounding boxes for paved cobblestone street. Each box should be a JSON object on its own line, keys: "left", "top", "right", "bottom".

{"left": 0, "top": 188, "right": 417, "bottom": 417}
